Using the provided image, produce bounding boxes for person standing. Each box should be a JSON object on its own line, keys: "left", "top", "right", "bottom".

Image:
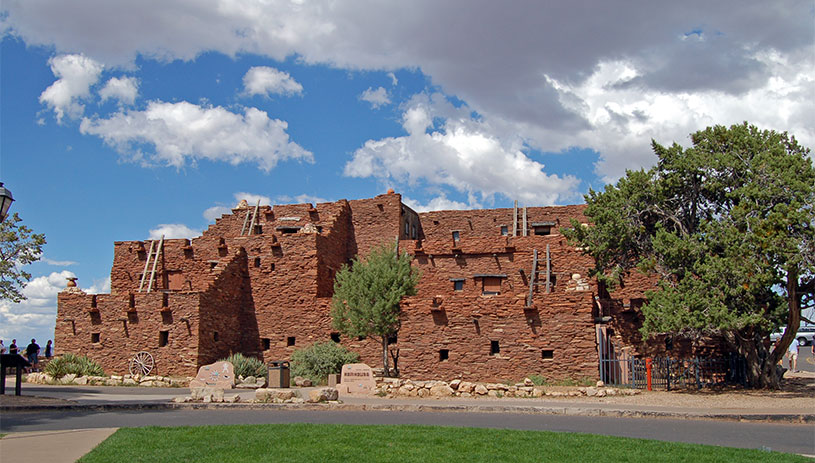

{"left": 787, "top": 339, "right": 799, "bottom": 373}
{"left": 25, "top": 339, "right": 40, "bottom": 372}
{"left": 9, "top": 339, "right": 18, "bottom": 355}
{"left": 44, "top": 340, "right": 53, "bottom": 359}
{"left": 0, "top": 339, "right": 5, "bottom": 354}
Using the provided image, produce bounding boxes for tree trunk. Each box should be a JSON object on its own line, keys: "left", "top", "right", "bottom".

{"left": 381, "top": 336, "right": 390, "bottom": 377}
{"left": 727, "top": 330, "right": 780, "bottom": 389}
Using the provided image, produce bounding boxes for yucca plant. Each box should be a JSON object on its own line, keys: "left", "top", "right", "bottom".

{"left": 220, "top": 353, "right": 266, "bottom": 378}
{"left": 44, "top": 353, "right": 105, "bottom": 378}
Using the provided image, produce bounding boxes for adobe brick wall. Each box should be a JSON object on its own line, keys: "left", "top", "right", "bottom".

{"left": 55, "top": 193, "right": 669, "bottom": 381}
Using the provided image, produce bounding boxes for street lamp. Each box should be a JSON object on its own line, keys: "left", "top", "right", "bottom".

{"left": 0, "top": 182, "right": 13, "bottom": 223}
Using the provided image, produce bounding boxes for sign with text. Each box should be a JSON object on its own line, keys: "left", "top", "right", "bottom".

{"left": 339, "top": 363, "right": 376, "bottom": 395}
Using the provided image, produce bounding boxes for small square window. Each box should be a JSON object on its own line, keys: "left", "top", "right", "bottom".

{"left": 452, "top": 231, "right": 460, "bottom": 242}
{"left": 500, "top": 226, "right": 508, "bottom": 236}
{"left": 490, "top": 340, "right": 500, "bottom": 355}
{"left": 541, "top": 349, "right": 554, "bottom": 360}
{"left": 330, "top": 332, "right": 341, "bottom": 343}
{"left": 453, "top": 280, "right": 464, "bottom": 291}
{"left": 254, "top": 225, "right": 263, "bottom": 235}
{"left": 387, "top": 334, "right": 397, "bottom": 345}
{"left": 262, "top": 338, "right": 270, "bottom": 350}
{"left": 287, "top": 336, "right": 296, "bottom": 347}
{"left": 213, "top": 331, "right": 219, "bottom": 342}
{"left": 129, "top": 294, "right": 135, "bottom": 309}
{"left": 91, "top": 333, "right": 100, "bottom": 343}
{"left": 358, "top": 336, "right": 367, "bottom": 341}
{"left": 270, "top": 263, "right": 275, "bottom": 271}
{"left": 210, "top": 262, "right": 217, "bottom": 270}
{"left": 482, "top": 277, "right": 501, "bottom": 295}
{"left": 533, "top": 226, "right": 551, "bottom": 236}
{"left": 254, "top": 257, "right": 261, "bottom": 268}
{"left": 439, "top": 349, "right": 449, "bottom": 361}
{"left": 159, "top": 330, "right": 169, "bottom": 347}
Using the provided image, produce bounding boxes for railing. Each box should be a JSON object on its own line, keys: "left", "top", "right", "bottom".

{"left": 600, "top": 354, "right": 748, "bottom": 390}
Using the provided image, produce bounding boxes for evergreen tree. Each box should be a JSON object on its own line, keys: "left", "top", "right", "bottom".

{"left": 331, "top": 241, "right": 419, "bottom": 376}
{"left": 566, "top": 122, "right": 814, "bottom": 388}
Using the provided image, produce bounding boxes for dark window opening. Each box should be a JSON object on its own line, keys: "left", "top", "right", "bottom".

{"left": 129, "top": 294, "right": 135, "bottom": 309}
{"left": 433, "top": 220, "right": 439, "bottom": 225}
{"left": 254, "top": 257, "right": 261, "bottom": 268}
{"left": 262, "top": 338, "right": 270, "bottom": 350}
{"left": 452, "top": 231, "right": 460, "bottom": 242}
{"left": 500, "top": 226, "right": 508, "bottom": 236}
{"left": 533, "top": 226, "right": 551, "bottom": 236}
{"left": 281, "top": 228, "right": 298, "bottom": 234}
{"left": 91, "top": 333, "right": 100, "bottom": 343}
{"left": 453, "top": 280, "right": 464, "bottom": 291}
{"left": 541, "top": 349, "right": 554, "bottom": 359}
{"left": 490, "top": 340, "right": 500, "bottom": 355}
{"left": 330, "top": 332, "right": 341, "bottom": 343}
{"left": 387, "top": 334, "right": 397, "bottom": 345}
{"left": 210, "top": 262, "right": 217, "bottom": 270}
{"left": 405, "top": 222, "right": 410, "bottom": 237}
{"left": 213, "top": 331, "right": 219, "bottom": 342}
{"left": 482, "top": 277, "right": 501, "bottom": 295}
{"left": 439, "top": 349, "right": 449, "bottom": 361}
{"left": 91, "top": 295, "right": 97, "bottom": 308}
{"left": 287, "top": 336, "right": 296, "bottom": 347}
{"left": 162, "top": 293, "right": 169, "bottom": 307}
{"left": 411, "top": 225, "right": 417, "bottom": 239}
{"left": 358, "top": 336, "right": 367, "bottom": 341}
{"left": 270, "top": 263, "right": 275, "bottom": 271}
{"left": 159, "top": 330, "right": 169, "bottom": 347}
{"left": 254, "top": 225, "right": 263, "bottom": 235}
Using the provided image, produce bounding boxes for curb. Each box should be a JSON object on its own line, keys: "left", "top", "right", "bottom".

{"left": 2, "top": 401, "right": 812, "bottom": 424}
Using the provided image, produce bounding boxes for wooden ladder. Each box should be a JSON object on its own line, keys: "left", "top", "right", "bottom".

{"left": 138, "top": 235, "right": 164, "bottom": 293}
{"left": 526, "top": 245, "right": 551, "bottom": 307}
{"left": 240, "top": 200, "right": 261, "bottom": 236}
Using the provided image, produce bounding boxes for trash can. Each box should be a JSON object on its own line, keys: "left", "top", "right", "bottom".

{"left": 268, "top": 361, "right": 290, "bottom": 388}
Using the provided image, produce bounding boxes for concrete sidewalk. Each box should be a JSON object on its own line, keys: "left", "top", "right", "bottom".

{"left": 0, "top": 428, "right": 117, "bottom": 463}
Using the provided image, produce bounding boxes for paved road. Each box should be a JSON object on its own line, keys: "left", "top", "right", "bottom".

{"left": 2, "top": 408, "right": 813, "bottom": 455}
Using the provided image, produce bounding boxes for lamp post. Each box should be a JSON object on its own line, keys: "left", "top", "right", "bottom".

{"left": 0, "top": 182, "right": 13, "bottom": 223}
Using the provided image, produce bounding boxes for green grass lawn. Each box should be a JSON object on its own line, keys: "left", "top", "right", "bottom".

{"left": 79, "top": 423, "right": 807, "bottom": 463}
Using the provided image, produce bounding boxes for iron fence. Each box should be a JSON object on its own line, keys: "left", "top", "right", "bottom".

{"left": 599, "top": 353, "right": 748, "bottom": 390}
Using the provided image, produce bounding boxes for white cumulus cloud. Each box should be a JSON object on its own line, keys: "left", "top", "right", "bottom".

{"left": 359, "top": 86, "right": 390, "bottom": 108}
{"left": 242, "top": 66, "right": 303, "bottom": 97}
{"left": 99, "top": 76, "right": 139, "bottom": 105}
{"left": 402, "top": 195, "right": 475, "bottom": 212}
{"left": 203, "top": 206, "right": 232, "bottom": 222}
{"left": 345, "top": 93, "right": 581, "bottom": 205}
{"left": 274, "top": 194, "right": 329, "bottom": 205}
{"left": 233, "top": 192, "right": 272, "bottom": 207}
{"left": 79, "top": 101, "right": 313, "bottom": 171}
{"left": 0, "top": 270, "right": 75, "bottom": 342}
{"left": 148, "top": 224, "right": 200, "bottom": 240}
{"left": 39, "top": 53, "right": 103, "bottom": 122}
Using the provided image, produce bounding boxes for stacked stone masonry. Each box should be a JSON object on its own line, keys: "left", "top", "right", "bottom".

{"left": 56, "top": 192, "right": 689, "bottom": 382}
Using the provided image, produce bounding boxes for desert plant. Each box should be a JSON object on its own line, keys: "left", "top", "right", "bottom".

{"left": 528, "top": 374, "right": 546, "bottom": 386}
{"left": 290, "top": 341, "right": 360, "bottom": 384}
{"left": 43, "top": 353, "right": 104, "bottom": 378}
{"left": 219, "top": 353, "right": 266, "bottom": 378}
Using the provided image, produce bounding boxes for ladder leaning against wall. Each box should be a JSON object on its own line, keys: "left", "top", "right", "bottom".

{"left": 138, "top": 235, "right": 164, "bottom": 293}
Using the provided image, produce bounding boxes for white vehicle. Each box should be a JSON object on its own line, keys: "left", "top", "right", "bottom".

{"left": 770, "top": 326, "right": 815, "bottom": 346}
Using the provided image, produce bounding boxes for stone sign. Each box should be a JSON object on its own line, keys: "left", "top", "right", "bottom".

{"left": 339, "top": 363, "right": 376, "bottom": 396}
{"left": 189, "top": 361, "right": 235, "bottom": 389}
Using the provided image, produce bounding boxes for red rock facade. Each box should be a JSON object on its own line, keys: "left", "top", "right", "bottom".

{"left": 56, "top": 192, "right": 657, "bottom": 382}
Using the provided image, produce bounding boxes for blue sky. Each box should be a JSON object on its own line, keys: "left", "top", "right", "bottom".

{"left": 1, "top": 1, "right": 813, "bottom": 347}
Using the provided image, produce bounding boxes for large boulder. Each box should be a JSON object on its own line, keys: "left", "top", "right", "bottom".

{"left": 308, "top": 387, "right": 339, "bottom": 403}
{"left": 189, "top": 361, "right": 235, "bottom": 389}
{"left": 191, "top": 386, "right": 224, "bottom": 403}
{"left": 255, "top": 388, "right": 296, "bottom": 402}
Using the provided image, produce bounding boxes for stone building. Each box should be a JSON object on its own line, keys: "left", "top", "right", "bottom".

{"left": 56, "top": 191, "right": 661, "bottom": 382}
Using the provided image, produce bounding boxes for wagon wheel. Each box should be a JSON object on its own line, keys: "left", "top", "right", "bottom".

{"left": 129, "top": 351, "right": 154, "bottom": 376}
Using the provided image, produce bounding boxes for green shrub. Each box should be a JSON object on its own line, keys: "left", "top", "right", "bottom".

{"left": 528, "top": 374, "right": 546, "bottom": 386}
{"left": 290, "top": 341, "right": 360, "bottom": 384}
{"left": 44, "top": 353, "right": 105, "bottom": 378}
{"left": 219, "top": 353, "right": 266, "bottom": 378}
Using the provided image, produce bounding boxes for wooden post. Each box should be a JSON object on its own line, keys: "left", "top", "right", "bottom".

{"left": 147, "top": 235, "right": 164, "bottom": 293}
{"left": 545, "top": 244, "right": 551, "bottom": 293}
{"left": 512, "top": 200, "right": 518, "bottom": 237}
{"left": 646, "top": 358, "right": 653, "bottom": 391}
{"left": 247, "top": 200, "right": 260, "bottom": 235}
{"left": 522, "top": 207, "right": 528, "bottom": 236}
{"left": 526, "top": 249, "right": 538, "bottom": 307}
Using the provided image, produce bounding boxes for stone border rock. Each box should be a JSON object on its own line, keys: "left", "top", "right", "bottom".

{"left": 375, "top": 378, "right": 639, "bottom": 399}
{"left": 25, "top": 372, "right": 188, "bottom": 388}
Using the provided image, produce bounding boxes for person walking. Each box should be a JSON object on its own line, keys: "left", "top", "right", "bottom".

{"left": 787, "top": 339, "right": 799, "bottom": 373}
{"left": 25, "top": 339, "right": 40, "bottom": 372}
{"left": 9, "top": 339, "right": 18, "bottom": 355}
{"left": 44, "top": 339, "right": 53, "bottom": 358}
